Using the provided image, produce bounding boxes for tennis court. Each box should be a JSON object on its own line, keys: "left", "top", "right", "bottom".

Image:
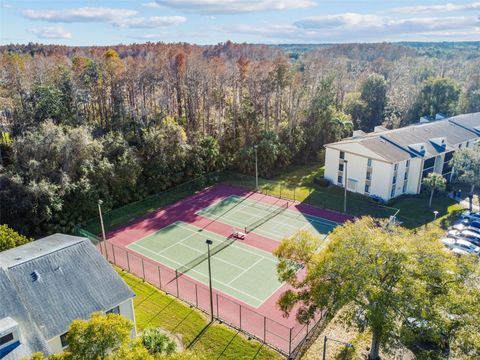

{"left": 127, "top": 221, "right": 283, "bottom": 308}
{"left": 197, "top": 195, "right": 338, "bottom": 241}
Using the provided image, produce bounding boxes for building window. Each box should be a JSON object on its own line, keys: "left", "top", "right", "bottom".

{"left": 337, "top": 175, "right": 343, "bottom": 184}
{"left": 466, "top": 141, "right": 470, "bottom": 148}
{"left": 403, "top": 182, "right": 407, "bottom": 193}
{"left": 367, "top": 158, "right": 372, "bottom": 167}
{"left": 392, "top": 176, "right": 397, "bottom": 184}
{"left": 366, "top": 171, "right": 372, "bottom": 180}
{"left": 459, "top": 143, "right": 462, "bottom": 149}
{"left": 106, "top": 306, "right": 120, "bottom": 315}
{"left": 391, "top": 187, "right": 395, "bottom": 198}
{"left": 0, "top": 333, "right": 14, "bottom": 346}
{"left": 394, "top": 163, "right": 398, "bottom": 171}
{"left": 338, "top": 163, "right": 344, "bottom": 171}
{"left": 406, "top": 160, "right": 410, "bottom": 168}
{"left": 365, "top": 184, "right": 370, "bottom": 194}
{"left": 60, "top": 333, "right": 69, "bottom": 348}
{"left": 339, "top": 151, "right": 345, "bottom": 159}
{"left": 404, "top": 171, "right": 408, "bottom": 180}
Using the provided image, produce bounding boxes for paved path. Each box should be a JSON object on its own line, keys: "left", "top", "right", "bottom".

{"left": 448, "top": 192, "right": 480, "bottom": 212}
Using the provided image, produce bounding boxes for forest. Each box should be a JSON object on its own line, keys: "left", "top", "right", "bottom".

{"left": 0, "top": 41, "right": 479, "bottom": 236}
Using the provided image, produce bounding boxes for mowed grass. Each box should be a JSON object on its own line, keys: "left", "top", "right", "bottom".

{"left": 255, "top": 162, "right": 464, "bottom": 229}
{"left": 119, "top": 269, "right": 282, "bottom": 360}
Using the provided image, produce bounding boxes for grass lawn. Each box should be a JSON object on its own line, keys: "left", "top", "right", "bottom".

{"left": 248, "top": 162, "right": 466, "bottom": 229}
{"left": 119, "top": 269, "right": 282, "bottom": 360}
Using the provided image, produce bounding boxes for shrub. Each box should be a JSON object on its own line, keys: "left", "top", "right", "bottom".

{"left": 141, "top": 328, "right": 177, "bottom": 356}
{"left": 0, "top": 224, "right": 31, "bottom": 251}
{"left": 313, "top": 175, "right": 330, "bottom": 187}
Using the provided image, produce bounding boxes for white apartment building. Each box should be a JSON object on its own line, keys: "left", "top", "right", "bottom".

{"left": 0, "top": 234, "right": 136, "bottom": 359}
{"left": 324, "top": 112, "right": 480, "bottom": 201}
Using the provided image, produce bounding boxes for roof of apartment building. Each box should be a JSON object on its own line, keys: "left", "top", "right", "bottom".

{"left": 0, "top": 234, "right": 134, "bottom": 359}
{"left": 325, "top": 112, "right": 480, "bottom": 163}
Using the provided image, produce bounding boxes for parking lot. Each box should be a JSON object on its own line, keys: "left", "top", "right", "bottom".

{"left": 441, "top": 210, "right": 480, "bottom": 256}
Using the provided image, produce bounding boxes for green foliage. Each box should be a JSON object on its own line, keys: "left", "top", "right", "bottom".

{"left": 65, "top": 312, "right": 133, "bottom": 360}
{"left": 353, "top": 74, "right": 388, "bottom": 132}
{"left": 423, "top": 172, "right": 447, "bottom": 207}
{"left": 275, "top": 218, "right": 480, "bottom": 360}
{"left": 0, "top": 224, "right": 31, "bottom": 251}
{"left": 416, "top": 77, "right": 461, "bottom": 117}
{"left": 141, "top": 328, "right": 177, "bottom": 356}
{"left": 451, "top": 143, "right": 480, "bottom": 193}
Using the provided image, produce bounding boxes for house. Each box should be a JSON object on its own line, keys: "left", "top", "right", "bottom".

{"left": 324, "top": 112, "right": 480, "bottom": 201}
{"left": 0, "top": 234, "right": 135, "bottom": 359}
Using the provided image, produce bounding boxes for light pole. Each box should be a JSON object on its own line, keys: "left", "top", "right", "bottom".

{"left": 254, "top": 145, "right": 258, "bottom": 189}
{"left": 322, "top": 336, "right": 353, "bottom": 360}
{"left": 206, "top": 239, "right": 214, "bottom": 322}
{"left": 343, "top": 159, "right": 348, "bottom": 213}
{"left": 98, "top": 199, "right": 108, "bottom": 259}
{"left": 433, "top": 210, "right": 439, "bottom": 221}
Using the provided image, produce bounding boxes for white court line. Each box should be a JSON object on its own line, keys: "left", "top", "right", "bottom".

{"left": 129, "top": 242, "right": 266, "bottom": 304}
{"left": 227, "top": 257, "right": 265, "bottom": 285}
{"left": 176, "top": 241, "right": 245, "bottom": 271}
{"left": 174, "top": 222, "right": 278, "bottom": 264}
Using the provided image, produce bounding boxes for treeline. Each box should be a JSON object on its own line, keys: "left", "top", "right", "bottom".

{"left": 0, "top": 42, "right": 479, "bottom": 236}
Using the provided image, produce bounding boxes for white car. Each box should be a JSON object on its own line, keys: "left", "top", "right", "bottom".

{"left": 461, "top": 211, "right": 480, "bottom": 222}
{"left": 442, "top": 238, "right": 480, "bottom": 256}
{"left": 449, "top": 223, "right": 480, "bottom": 234}
{"left": 447, "top": 229, "right": 480, "bottom": 246}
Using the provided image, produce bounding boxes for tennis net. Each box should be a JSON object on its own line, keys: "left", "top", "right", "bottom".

{"left": 245, "top": 202, "right": 289, "bottom": 233}
{"left": 175, "top": 236, "right": 236, "bottom": 278}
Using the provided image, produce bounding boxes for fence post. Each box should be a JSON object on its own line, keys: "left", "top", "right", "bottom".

{"left": 158, "top": 266, "right": 162, "bottom": 288}
{"left": 263, "top": 316, "right": 266, "bottom": 342}
{"left": 126, "top": 251, "right": 130, "bottom": 272}
{"left": 195, "top": 284, "right": 198, "bottom": 307}
{"left": 112, "top": 245, "right": 116, "bottom": 264}
{"left": 239, "top": 305, "right": 242, "bottom": 330}
{"left": 216, "top": 293, "right": 219, "bottom": 319}
{"left": 175, "top": 270, "right": 179, "bottom": 297}
{"left": 141, "top": 258, "right": 146, "bottom": 280}
{"left": 288, "top": 328, "right": 292, "bottom": 358}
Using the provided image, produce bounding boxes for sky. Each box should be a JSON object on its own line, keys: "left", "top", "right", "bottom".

{"left": 0, "top": 1, "right": 479, "bottom": 45}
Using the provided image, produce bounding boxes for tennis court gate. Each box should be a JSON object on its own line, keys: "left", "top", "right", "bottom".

{"left": 79, "top": 229, "right": 323, "bottom": 358}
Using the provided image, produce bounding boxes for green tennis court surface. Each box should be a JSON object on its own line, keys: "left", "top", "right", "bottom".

{"left": 127, "top": 221, "right": 282, "bottom": 307}
{"left": 197, "top": 195, "right": 338, "bottom": 241}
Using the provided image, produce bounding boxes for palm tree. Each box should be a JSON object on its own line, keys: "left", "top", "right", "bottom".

{"left": 423, "top": 172, "right": 446, "bottom": 207}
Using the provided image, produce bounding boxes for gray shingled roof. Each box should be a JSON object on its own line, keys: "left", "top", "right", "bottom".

{"left": 0, "top": 269, "right": 50, "bottom": 359}
{"left": 325, "top": 112, "right": 480, "bottom": 162}
{"left": 0, "top": 234, "right": 134, "bottom": 358}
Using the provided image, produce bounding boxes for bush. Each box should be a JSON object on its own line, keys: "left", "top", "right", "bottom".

{"left": 141, "top": 328, "right": 177, "bottom": 356}
{"left": 0, "top": 224, "right": 31, "bottom": 252}
{"left": 313, "top": 175, "right": 330, "bottom": 187}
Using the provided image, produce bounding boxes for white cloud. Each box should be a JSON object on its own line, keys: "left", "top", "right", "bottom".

{"left": 2, "top": 3, "right": 13, "bottom": 9}
{"left": 22, "top": 7, "right": 137, "bottom": 23}
{"left": 392, "top": 2, "right": 480, "bottom": 14}
{"left": 142, "top": 2, "right": 162, "bottom": 8}
{"left": 228, "top": 13, "right": 480, "bottom": 42}
{"left": 114, "top": 16, "right": 186, "bottom": 28}
{"left": 28, "top": 26, "right": 72, "bottom": 39}
{"left": 153, "top": 0, "right": 316, "bottom": 14}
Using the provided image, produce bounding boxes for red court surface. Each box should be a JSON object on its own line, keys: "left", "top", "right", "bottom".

{"left": 102, "top": 184, "right": 352, "bottom": 355}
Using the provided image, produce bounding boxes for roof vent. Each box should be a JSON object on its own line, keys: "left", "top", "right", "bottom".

{"left": 352, "top": 130, "right": 366, "bottom": 139}
{"left": 30, "top": 271, "right": 40, "bottom": 282}
{"left": 374, "top": 126, "right": 388, "bottom": 133}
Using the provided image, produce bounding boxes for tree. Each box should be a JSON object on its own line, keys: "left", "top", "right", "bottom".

{"left": 0, "top": 224, "right": 31, "bottom": 251}
{"left": 65, "top": 312, "right": 133, "bottom": 360}
{"left": 348, "top": 74, "right": 387, "bottom": 132}
{"left": 416, "top": 77, "right": 460, "bottom": 117}
{"left": 423, "top": 172, "right": 446, "bottom": 207}
{"left": 274, "top": 218, "right": 480, "bottom": 360}
{"left": 451, "top": 143, "right": 480, "bottom": 194}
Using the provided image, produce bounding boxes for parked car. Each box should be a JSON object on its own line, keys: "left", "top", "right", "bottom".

{"left": 461, "top": 211, "right": 480, "bottom": 222}
{"left": 458, "top": 219, "right": 480, "bottom": 230}
{"left": 447, "top": 229, "right": 480, "bottom": 242}
{"left": 449, "top": 223, "right": 480, "bottom": 235}
{"left": 442, "top": 238, "right": 480, "bottom": 255}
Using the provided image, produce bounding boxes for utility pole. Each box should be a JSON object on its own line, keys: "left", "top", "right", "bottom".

{"left": 254, "top": 144, "right": 258, "bottom": 189}
{"left": 206, "top": 239, "right": 214, "bottom": 322}
{"left": 98, "top": 199, "right": 108, "bottom": 259}
{"left": 343, "top": 160, "right": 348, "bottom": 213}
